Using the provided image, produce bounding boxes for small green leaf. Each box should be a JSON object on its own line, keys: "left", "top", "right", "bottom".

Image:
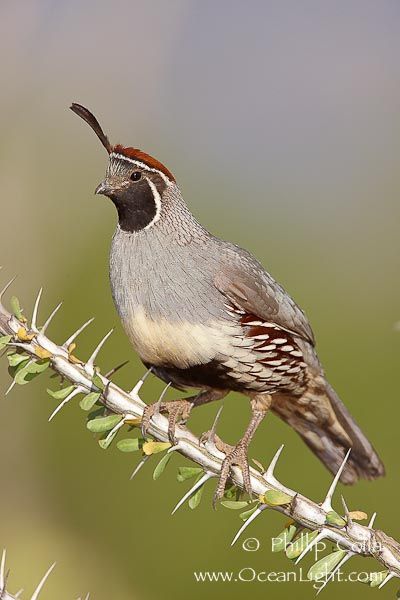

{"left": 223, "top": 485, "right": 238, "bottom": 500}
{"left": 8, "top": 358, "right": 30, "bottom": 380}
{"left": 189, "top": 474, "right": 204, "bottom": 509}
{"left": 308, "top": 550, "right": 347, "bottom": 581}
{"left": 326, "top": 510, "right": 346, "bottom": 528}
{"left": 153, "top": 453, "right": 172, "bottom": 480}
{"left": 286, "top": 530, "right": 319, "bottom": 560}
{"left": 87, "top": 407, "right": 104, "bottom": 421}
{"left": 7, "top": 352, "right": 29, "bottom": 367}
{"left": 240, "top": 505, "right": 260, "bottom": 521}
{"left": 272, "top": 524, "right": 297, "bottom": 552}
{"left": 47, "top": 385, "right": 75, "bottom": 400}
{"left": 221, "top": 500, "right": 250, "bottom": 510}
{"left": 177, "top": 466, "right": 203, "bottom": 482}
{"left": 14, "top": 359, "right": 50, "bottom": 385}
{"left": 117, "top": 438, "right": 142, "bottom": 452}
{"left": 10, "top": 296, "right": 23, "bottom": 320}
{"left": 87, "top": 414, "right": 122, "bottom": 433}
{"left": 0, "top": 335, "right": 12, "bottom": 350}
{"left": 79, "top": 392, "right": 101, "bottom": 411}
{"left": 92, "top": 371, "right": 105, "bottom": 391}
{"left": 263, "top": 489, "right": 292, "bottom": 506}
{"left": 142, "top": 441, "right": 171, "bottom": 455}
{"left": 369, "top": 571, "right": 388, "bottom": 588}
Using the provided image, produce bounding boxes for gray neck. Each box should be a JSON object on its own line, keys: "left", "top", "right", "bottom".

{"left": 109, "top": 184, "right": 224, "bottom": 323}
{"left": 146, "top": 184, "right": 210, "bottom": 244}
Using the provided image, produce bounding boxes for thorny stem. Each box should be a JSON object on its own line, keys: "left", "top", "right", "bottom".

{"left": 0, "top": 287, "right": 399, "bottom": 591}
{"left": 0, "top": 550, "right": 87, "bottom": 600}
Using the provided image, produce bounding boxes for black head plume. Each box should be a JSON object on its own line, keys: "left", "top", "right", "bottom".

{"left": 70, "top": 103, "right": 112, "bottom": 154}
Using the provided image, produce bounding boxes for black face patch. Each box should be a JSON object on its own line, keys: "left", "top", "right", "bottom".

{"left": 109, "top": 177, "right": 162, "bottom": 232}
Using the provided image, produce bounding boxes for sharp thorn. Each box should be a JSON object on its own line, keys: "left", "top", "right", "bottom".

{"left": 295, "top": 530, "right": 327, "bottom": 565}
{"left": 41, "top": 302, "right": 63, "bottom": 334}
{"left": 130, "top": 366, "right": 153, "bottom": 396}
{"left": 171, "top": 472, "right": 213, "bottom": 515}
{"left": 0, "top": 549, "right": 5, "bottom": 590}
{"left": 1, "top": 568, "right": 10, "bottom": 597}
{"left": 31, "top": 288, "right": 43, "bottom": 332}
{"left": 5, "top": 358, "right": 34, "bottom": 395}
{"left": 30, "top": 563, "right": 56, "bottom": 600}
{"left": 208, "top": 404, "right": 224, "bottom": 445}
{"left": 87, "top": 329, "right": 114, "bottom": 367}
{"left": 140, "top": 382, "right": 172, "bottom": 439}
{"left": 63, "top": 317, "right": 95, "bottom": 348}
{"left": 5, "top": 378, "right": 17, "bottom": 396}
{"left": 141, "top": 366, "right": 153, "bottom": 383}
{"left": 0, "top": 276, "right": 17, "bottom": 299}
{"left": 155, "top": 382, "right": 171, "bottom": 414}
{"left": 316, "top": 551, "right": 354, "bottom": 595}
{"left": 231, "top": 505, "right": 266, "bottom": 546}
{"left": 368, "top": 512, "right": 377, "bottom": 528}
{"left": 130, "top": 455, "right": 150, "bottom": 480}
{"left": 321, "top": 448, "right": 351, "bottom": 512}
{"left": 104, "top": 360, "right": 129, "bottom": 379}
{"left": 378, "top": 571, "right": 395, "bottom": 589}
{"left": 48, "top": 387, "right": 83, "bottom": 422}
{"left": 200, "top": 405, "right": 225, "bottom": 455}
{"left": 341, "top": 495, "right": 353, "bottom": 526}
{"left": 159, "top": 382, "right": 172, "bottom": 399}
{"left": 264, "top": 444, "right": 285, "bottom": 481}
{"left": 104, "top": 417, "right": 126, "bottom": 445}
{"left": 15, "top": 590, "right": 24, "bottom": 598}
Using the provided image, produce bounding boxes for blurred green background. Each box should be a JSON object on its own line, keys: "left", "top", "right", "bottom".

{"left": 1, "top": 1, "right": 399, "bottom": 598}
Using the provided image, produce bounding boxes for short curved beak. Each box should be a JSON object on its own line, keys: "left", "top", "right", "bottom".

{"left": 95, "top": 180, "right": 110, "bottom": 196}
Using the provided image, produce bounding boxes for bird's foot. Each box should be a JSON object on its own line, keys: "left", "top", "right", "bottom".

{"left": 202, "top": 401, "right": 267, "bottom": 508}
{"left": 141, "top": 398, "right": 193, "bottom": 444}
{"left": 200, "top": 430, "right": 252, "bottom": 508}
{"left": 214, "top": 440, "right": 252, "bottom": 507}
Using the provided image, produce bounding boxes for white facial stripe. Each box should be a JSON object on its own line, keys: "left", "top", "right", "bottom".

{"left": 110, "top": 152, "right": 172, "bottom": 185}
{"left": 144, "top": 176, "right": 162, "bottom": 230}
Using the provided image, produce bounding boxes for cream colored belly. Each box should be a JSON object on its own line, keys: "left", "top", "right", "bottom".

{"left": 122, "top": 307, "right": 241, "bottom": 369}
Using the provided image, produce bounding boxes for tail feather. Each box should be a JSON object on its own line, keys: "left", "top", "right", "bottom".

{"left": 272, "top": 376, "right": 385, "bottom": 484}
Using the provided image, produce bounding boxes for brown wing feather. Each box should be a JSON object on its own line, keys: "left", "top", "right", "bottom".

{"left": 214, "top": 245, "right": 315, "bottom": 345}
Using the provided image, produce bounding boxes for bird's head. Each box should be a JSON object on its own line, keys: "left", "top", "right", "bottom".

{"left": 70, "top": 103, "right": 176, "bottom": 233}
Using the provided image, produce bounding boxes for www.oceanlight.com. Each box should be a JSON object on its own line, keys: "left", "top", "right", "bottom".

{"left": 193, "top": 567, "right": 383, "bottom": 589}
{"left": 192, "top": 532, "right": 385, "bottom": 589}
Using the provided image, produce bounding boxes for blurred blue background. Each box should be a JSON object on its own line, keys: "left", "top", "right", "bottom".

{"left": 0, "top": 1, "right": 399, "bottom": 598}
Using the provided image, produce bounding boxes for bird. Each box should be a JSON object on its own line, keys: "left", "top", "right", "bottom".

{"left": 70, "top": 102, "right": 385, "bottom": 504}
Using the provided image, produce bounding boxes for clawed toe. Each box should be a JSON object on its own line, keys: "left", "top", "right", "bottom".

{"left": 212, "top": 442, "right": 252, "bottom": 508}
{"left": 199, "top": 431, "right": 253, "bottom": 507}
{"left": 141, "top": 402, "right": 160, "bottom": 439}
{"left": 141, "top": 399, "right": 193, "bottom": 444}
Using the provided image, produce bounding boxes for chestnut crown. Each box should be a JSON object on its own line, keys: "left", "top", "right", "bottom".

{"left": 70, "top": 103, "right": 176, "bottom": 233}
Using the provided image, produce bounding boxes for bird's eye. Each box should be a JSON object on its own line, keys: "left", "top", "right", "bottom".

{"left": 130, "top": 171, "right": 142, "bottom": 182}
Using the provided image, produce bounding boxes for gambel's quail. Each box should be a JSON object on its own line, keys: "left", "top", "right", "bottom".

{"left": 71, "top": 103, "right": 384, "bottom": 503}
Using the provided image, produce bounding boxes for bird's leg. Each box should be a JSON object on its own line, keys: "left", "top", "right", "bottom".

{"left": 210, "top": 394, "right": 272, "bottom": 507}
{"left": 141, "top": 389, "right": 227, "bottom": 444}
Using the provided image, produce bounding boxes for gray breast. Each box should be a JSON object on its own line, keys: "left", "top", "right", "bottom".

{"left": 109, "top": 222, "right": 243, "bottom": 369}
